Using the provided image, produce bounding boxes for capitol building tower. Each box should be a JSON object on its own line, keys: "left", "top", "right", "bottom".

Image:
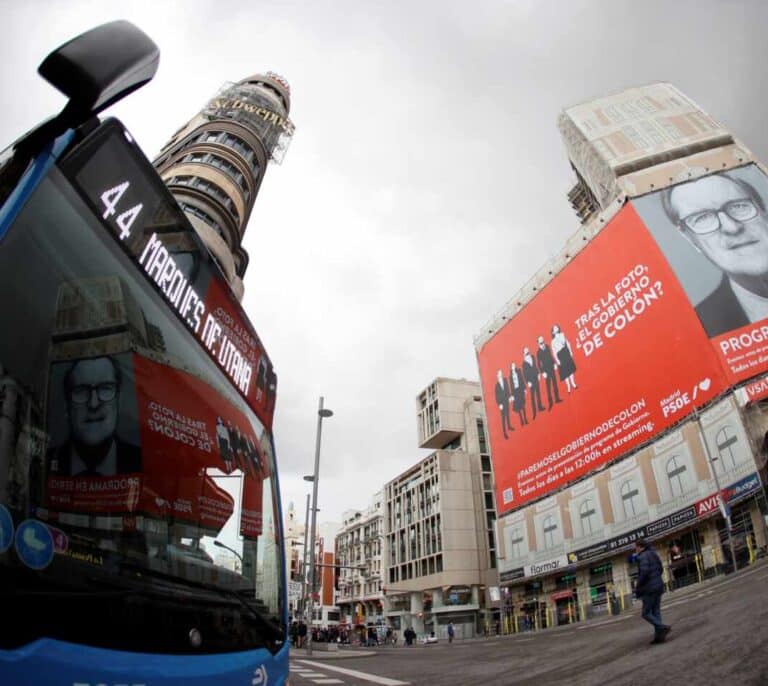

{"left": 153, "top": 73, "right": 294, "bottom": 300}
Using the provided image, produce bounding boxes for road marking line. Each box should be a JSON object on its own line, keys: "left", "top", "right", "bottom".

{"left": 577, "top": 615, "right": 632, "bottom": 629}
{"left": 295, "top": 660, "right": 410, "bottom": 686}
{"left": 310, "top": 680, "right": 344, "bottom": 684}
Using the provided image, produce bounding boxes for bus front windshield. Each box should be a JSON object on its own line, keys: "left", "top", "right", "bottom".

{"left": 0, "top": 133, "right": 284, "bottom": 655}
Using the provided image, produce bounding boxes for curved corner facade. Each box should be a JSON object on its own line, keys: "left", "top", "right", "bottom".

{"left": 154, "top": 72, "right": 294, "bottom": 301}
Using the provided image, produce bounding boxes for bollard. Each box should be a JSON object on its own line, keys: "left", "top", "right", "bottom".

{"left": 568, "top": 603, "right": 573, "bottom": 624}
{"left": 747, "top": 534, "right": 755, "bottom": 564}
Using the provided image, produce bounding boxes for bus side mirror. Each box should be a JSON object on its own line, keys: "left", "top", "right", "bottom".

{"left": 14, "top": 20, "right": 159, "bottom": 158}
{"left": 39, "top": 20, "right": 159, "bottom": 120}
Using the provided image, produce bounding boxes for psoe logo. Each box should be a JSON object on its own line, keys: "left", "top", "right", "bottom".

{"left": 252, "top": 665, "right": 268, "bottom": 686}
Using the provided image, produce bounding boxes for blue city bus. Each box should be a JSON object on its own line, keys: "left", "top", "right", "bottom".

{"left": 0, "top": 21, "right": 289, "bottom": 686}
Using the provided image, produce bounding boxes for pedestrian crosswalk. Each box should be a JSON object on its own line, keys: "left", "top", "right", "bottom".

{"left": 290, "top": 665, "right": 344, "bottom": 684}
{"left": 290, "top": 660, "right": 410, "bottom": 685}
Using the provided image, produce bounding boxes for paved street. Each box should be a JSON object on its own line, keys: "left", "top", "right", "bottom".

{"left": 290, "top": 561, "right": 768, "bottom": 685}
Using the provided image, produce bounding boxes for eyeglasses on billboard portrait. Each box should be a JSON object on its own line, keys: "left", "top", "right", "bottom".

{"left": 679, "top": 198, "right": 759, "bottom": 235}
{"left": 69, "top": 382, "right": 118, "bottom": 404}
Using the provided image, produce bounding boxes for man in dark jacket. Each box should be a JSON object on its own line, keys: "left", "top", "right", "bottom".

{"left": 634, "top": 539, "right": 671, "bottom": 644}
{"left": 536, "top": 335, "right": 562, "bottom": 410}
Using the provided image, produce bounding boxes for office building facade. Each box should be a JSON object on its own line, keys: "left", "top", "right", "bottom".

{"left": 335, "top": 492, "right": 386, "bottom": 638}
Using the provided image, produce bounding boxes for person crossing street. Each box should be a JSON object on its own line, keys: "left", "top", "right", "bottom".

{"left": 633, "top": 539, "right": 671, "bottom": 645}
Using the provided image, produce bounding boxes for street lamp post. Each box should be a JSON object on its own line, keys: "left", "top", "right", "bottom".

{"left": 299, "top": 492, "right": 310, "bottom": 623}
{"left": 694, "top": 406, "right": 738, "bottom": 573}
{"left": 306, "top": 396, "right": 333, "bottom": 656}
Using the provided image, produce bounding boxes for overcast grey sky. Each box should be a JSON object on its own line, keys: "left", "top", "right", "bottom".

{"left": 3, "top": 0, "right": 767, "bottom": 528}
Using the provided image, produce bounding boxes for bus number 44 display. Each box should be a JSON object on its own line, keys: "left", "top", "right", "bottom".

{"left": 101, "top": 181, "right": 143, "bottom": 240}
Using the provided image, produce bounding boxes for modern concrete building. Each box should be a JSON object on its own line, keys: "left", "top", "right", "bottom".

{"left": 335, "top": 491, "right": 386, "bottom": 637}
{"left": 154, "top": 73, "right": 294, "bottom": 300}
{"left": 384, "top": 378, "right": 498, "bottom": 640}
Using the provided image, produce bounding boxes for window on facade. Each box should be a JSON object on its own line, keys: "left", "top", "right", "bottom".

{"left": 620, "top": 479, "right": 641, "bottom": 518}
{"left": 543, "top": 515, "right": 558, "bottom": 549}
{"left": 510, "top": 528, "right": 523, "bottom": 559}
{"left": 484, "top": 492, "right": 494, "bottom": 510}
{"left": 580, "top": 499, "right": 597, "bottom": 536}
{"left": 477, "top": 418, "right": 488, "bottom": 454}
{"left": 666, "top": 455, "right": 688, "bottom": 497}
{"left": 481, "top": 455, "right": 492, "bottom": 472}
{"left": 715, "top": 426, "right": 738, "bottom": 470}
{"left": 176, "top": 201, "right": 226, "bottom": 241}
{"left": 203, "top": 131, "right": 223, "bottom": 143}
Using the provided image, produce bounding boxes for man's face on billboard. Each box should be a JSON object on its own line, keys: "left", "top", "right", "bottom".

{"left": 671, "top": 175, "right": 768, "bottom": 280}
{"left": 67, "top": 357, "right": 119, "bottom": 447}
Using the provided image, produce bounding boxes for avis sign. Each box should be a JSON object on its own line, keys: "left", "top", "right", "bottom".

{"left": 695, "top": 492, "right": 727, "bottom": 519}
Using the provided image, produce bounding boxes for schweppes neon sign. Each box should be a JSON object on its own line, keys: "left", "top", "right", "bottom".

{"left": 207, "top": 97, "right": 295, "bottom": 135}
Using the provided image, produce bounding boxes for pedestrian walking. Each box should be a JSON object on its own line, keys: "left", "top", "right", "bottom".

{"left": 297, "top": 621, "right": 307, "bottom": 649}
{"left": 447, "top": 622, "right": 455, "bottom": 644}
{"left": 633, "top": 538, "right": 671, "bottom": 644}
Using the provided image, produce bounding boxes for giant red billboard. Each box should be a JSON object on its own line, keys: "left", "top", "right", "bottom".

{"left": 478, "top": 204, "right": 730, "bottom": 515}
